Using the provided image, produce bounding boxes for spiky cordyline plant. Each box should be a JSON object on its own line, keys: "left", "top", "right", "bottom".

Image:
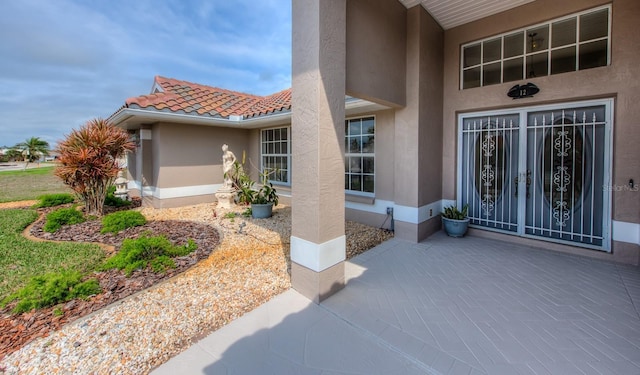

{"left": 55, "top": 118, "right": 135, "bottom": 217}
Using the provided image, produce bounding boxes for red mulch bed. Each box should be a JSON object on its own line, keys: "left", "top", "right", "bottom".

{"left": 0, "top": 203, "right": 220, "bottom": 360}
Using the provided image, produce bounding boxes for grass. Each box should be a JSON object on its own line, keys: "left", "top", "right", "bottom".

{"left": 0, "top": 166, "right": 71, "bottom": 203}
{"left": 0, "top": 209, "right": 105, "bottom": 301}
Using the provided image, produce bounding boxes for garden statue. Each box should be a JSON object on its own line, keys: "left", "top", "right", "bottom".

{"left": 114, "top": 170, "right": 129, "bottom": 201}
{"left": 222, "top": 143, "right": 237, "bottom": 188}
{"left": 216, "top": 144, "right": 237, "bottom": 209}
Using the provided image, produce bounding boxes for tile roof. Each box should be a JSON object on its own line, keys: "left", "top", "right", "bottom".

{"left": 125, "top": 76, "right": 291, "bottom": 120}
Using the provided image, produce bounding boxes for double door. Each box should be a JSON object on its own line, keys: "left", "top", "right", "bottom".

{"left": 458, "top": 100, "right": 612, "bottom": 251}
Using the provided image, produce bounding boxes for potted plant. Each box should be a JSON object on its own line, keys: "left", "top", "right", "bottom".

{"left": 441, "top": 204, "right": 469, "bottom": 237}
{"left": 250, "top": 181, "right": 279, "bottom": 218}
{"left": 234, "top": 162, "right": 279, "bottom": 218}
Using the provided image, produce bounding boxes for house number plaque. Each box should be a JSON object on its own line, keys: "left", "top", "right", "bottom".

{"left": 507, "top": 83, "right": 540, "bottom": 99}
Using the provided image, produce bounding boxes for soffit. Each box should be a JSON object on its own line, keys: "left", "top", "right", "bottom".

{"left": 399, "top": 0, "right": 535, "bottom": 30}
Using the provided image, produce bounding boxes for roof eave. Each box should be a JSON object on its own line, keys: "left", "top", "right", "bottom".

{"left": 110, "top": 98, "right": 390, "bottom": 130}
{"left": 109, "top": 108, "right": 291, "bottom": 130}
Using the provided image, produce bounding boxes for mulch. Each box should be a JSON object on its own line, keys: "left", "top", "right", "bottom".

{"left": 0, "top": 203, "right": 221, "bottom": 360}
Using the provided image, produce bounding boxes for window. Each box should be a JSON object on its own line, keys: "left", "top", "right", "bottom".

{"left": 261, "top": 127, "right": 290, "bottom": 184}
{"left": 345, "top": 116, "right": 375, "bottom": 194}
{"left": 461, "top": 5, "right": 610, "bottom": 89}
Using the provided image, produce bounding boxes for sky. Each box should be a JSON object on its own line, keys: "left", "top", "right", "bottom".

{"left": 0, "top": 0, "right": 292, "bottom": 148}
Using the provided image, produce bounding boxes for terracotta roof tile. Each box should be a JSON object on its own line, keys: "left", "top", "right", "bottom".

{"left": 124, "top": 76, "right": 292, "bottom": 121}
{"left": 243, "top": 88, "right": 292, "bottom": 118}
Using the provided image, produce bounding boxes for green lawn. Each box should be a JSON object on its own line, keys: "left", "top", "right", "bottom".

{"left": 0, "top": 166, "right": 72, "bottom": 203}
{"left": 0, "top": 209, "right": 105, "bottom": 300}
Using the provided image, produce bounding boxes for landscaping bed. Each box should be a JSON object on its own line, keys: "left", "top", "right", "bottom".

{"left": 0, "top": 204, "right": 220, "bottom": 360}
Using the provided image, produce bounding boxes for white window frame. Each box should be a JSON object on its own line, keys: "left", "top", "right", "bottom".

{"left": 345, "top": 115, "right": 375, "bottom": 197}
{"left": 460, "top": 4, "right": 611, "bottom": 90}
{"left": 260, "top": 126, "right": 291, "bottom": 186}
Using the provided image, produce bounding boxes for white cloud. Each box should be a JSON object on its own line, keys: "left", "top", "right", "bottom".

{"left": 0, "top": 0, "right": 291, "bottom": 147}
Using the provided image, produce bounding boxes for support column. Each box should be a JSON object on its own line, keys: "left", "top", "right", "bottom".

{"left": 393, "top": 6, "right": 443, "bottom": 242}
{"left": 291, "top": 0, "right": 346, "bottom": 303}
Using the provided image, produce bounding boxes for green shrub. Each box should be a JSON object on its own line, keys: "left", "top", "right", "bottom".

{"left": 44, "top": 207, "right": 85, "bottom": 233}
{"left": 165, "top": 239, "right": 197, "bottom": 257}
{"left": 34, "top": 193, "right": 75, "bottom": 208}
{"left": 101, "top": 210, "right": 146, "bottom": 234}
{"left": 101, "top": 235, "right": 197, "bottom": 276}
{"left": 1, "top": 271, "right": 101, "bottom": 314}
{"left": 150, "top": 255, "right": 176, "bottom": 273}
{"left": 104, "top": 185, "right": 131, "bottom": 207}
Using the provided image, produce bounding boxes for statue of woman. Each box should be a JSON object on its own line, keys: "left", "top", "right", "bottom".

{"left": 222, "top": 144, "right": 236, "bottom": 188}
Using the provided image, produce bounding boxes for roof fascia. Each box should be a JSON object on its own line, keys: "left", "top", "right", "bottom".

{"left": 110, "top": 98, "right": 390, "bottom": 130}
{"left": 110, "top": 108, "right": 239, "bottom": 129}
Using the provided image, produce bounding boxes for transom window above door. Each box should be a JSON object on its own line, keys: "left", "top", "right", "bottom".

{"left": 461, "top": 5, "right": 610, "bottom": 89}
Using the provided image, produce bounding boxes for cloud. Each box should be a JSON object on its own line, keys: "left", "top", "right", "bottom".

{"left": 0, "top": 0, "right": 291, "bottom": 147}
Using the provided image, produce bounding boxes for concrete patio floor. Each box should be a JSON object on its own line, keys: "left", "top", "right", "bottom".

{"left": 153, "top": 232, "right": 640, "bottom": 375}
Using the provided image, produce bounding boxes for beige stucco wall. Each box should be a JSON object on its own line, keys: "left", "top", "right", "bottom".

{"left": 394, "top": 6, "right": 444, "bottom": 210}
{"left": 246, "top": 129, "right": 261, "bottom": 182}
{"left": 142, "top": 137, "right": 153, "bottom": 189}
{"left": 153, "top": 123, "right": 248, "bottom": 189}
{"left": 415, "top": 6, "right": 444, "bottom": 207}
{"left": 345, "top": 0, "right": 406, "bottom": 107}
{"left": 126, "top": 148, "right": 137, "bottom": 183}
{"left": 390, "top": 5, "right": 444, "bottom": 242}
{"left": 441, "top": 0, "right": 640, "bottom": 226}
{"left": 370, "top": 109, "right": 395, "bottom": 201}
{"left": 343, "top": 3, "right": 444, "bottom": 242}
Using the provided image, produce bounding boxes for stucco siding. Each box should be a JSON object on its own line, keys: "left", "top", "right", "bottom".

{"left": 346, "top": 0, "right": 406, "bottom": 107}
{"left": 371, "top": 109, "right": 395, "bottom": 201}
{"left": 417, "top": 6, "right": 444, "bottom": 207}
{"left": 246, "top": 128, "right": 262, "bottom": 182}
{"left": 126, "top": 148, "right": 137, "bottom": 182}
{"left": 153, "top": 123, "right": 248, "bottom": 189}
{"left": 394, "top": 6, "right": 444, "bottom": 211}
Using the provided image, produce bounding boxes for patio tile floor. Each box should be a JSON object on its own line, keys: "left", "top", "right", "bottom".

{"left": 154, "top": 232, "right": 640, "bottom": 375}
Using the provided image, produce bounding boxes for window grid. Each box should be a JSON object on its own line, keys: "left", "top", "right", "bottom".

{"left": 345, "top": 116, "right": 375, "bottom": 195}
{"left": 461, "top": 5, "right": 610, "bottom": 89}
{"left": 261, "top": 127, "right": 290, "bottom": 185}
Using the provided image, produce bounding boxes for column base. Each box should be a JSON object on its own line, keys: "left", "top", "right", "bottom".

{"left": 291, "top": 261, "right": 345, "bottom": 304}
{"left": 394, "top": 216, "right": 441, "bottom": 242}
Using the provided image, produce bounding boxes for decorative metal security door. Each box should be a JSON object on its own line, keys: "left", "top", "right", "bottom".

{"left": 460, "top": 114, "right": 520, "bottom": 232}
{"left": 458, "top": 100, "right": 612, "bottom": 251}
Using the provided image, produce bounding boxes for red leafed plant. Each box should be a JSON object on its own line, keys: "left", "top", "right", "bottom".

{"left": 55, "top": 118, "right": 135, "bottom": 217}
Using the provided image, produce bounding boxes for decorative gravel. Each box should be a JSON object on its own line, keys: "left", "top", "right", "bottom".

{"left": 0, "top": 203, "right": 393, "bottom": 374}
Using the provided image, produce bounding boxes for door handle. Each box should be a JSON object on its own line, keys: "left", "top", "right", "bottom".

{"left": 515, "top": 170, "right": 532, "bottom": 198}
{"left": 525, "top": 170, "right": 531, "bottom": 199}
